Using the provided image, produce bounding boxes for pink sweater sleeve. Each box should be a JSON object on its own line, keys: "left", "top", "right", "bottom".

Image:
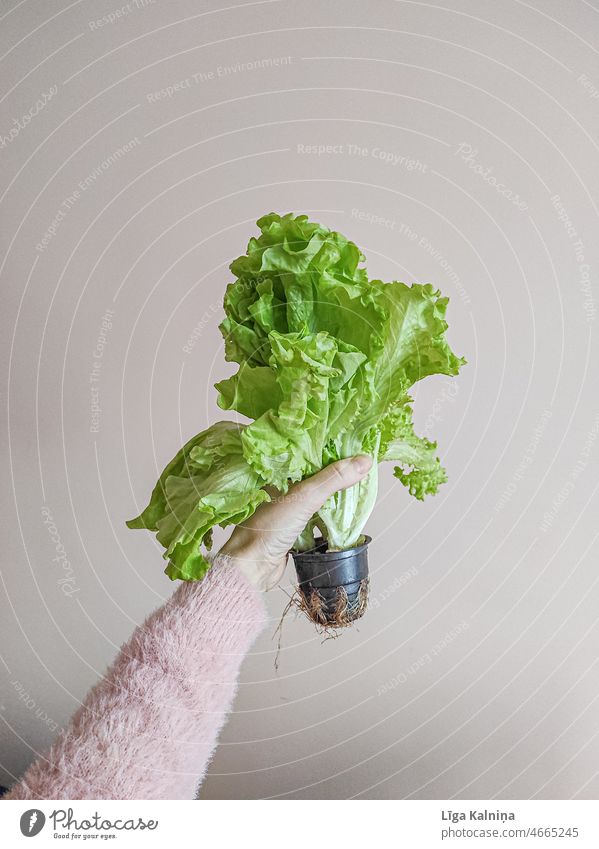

{"left": 4, "top": 556, "right": 268, "bottom": 800}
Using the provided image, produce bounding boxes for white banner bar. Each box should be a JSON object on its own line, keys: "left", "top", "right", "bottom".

{"left": 1, "top": 799, "right": 597, "bottom": 847}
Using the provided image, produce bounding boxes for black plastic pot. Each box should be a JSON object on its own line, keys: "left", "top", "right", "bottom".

{"left": 291, "top": 536, "right": 371, "bottom": 626}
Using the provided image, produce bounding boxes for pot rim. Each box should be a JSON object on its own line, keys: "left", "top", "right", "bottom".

{"left": 291, "top": 534, "right": 372, "bottom": 561}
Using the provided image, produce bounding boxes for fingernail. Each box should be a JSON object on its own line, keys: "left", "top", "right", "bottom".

{"left": 352, "top": 455, "right": 373, "bottom": 474}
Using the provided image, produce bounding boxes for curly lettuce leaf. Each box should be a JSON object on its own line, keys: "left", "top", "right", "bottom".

{"left": 215, "top": 362, "right": 281, "bottom": 420}
{"left": 240, "top": 330, "right": 338, "bottom": 489}
{"left": 220, "top": 213, "right": 386, "bottom": 367}
{"left": 364, "top": 281, "right": 466, "bottom": 425}
{"left": 126, "top": 422, "right": 269, "bottom": 581}
{"left": 380, "top": 402, "right": 448, "bottom": 500}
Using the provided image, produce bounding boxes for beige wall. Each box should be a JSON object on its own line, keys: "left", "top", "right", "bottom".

{"left": 1, "top": 0, "right": 598, "bottom": 799}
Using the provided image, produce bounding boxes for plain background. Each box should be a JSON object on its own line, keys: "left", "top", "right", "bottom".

{"left": 1, "top": 0, "right": 598, "bottom": 799}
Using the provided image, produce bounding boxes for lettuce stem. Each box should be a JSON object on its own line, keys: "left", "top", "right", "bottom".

{"left": 318, "top": 432, "right": 381, "bottom": 549}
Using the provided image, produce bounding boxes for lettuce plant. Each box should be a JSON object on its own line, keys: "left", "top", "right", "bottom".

{"left": 127, "top": 213, "right": 465, "bottom": 580}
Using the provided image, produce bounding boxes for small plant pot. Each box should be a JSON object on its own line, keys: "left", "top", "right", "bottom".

{"left": 291, "top": 536, "right": 371, "bottom": 627}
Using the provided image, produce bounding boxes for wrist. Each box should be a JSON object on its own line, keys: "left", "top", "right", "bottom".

{"left": 218, "top": 540, "right": 262, "bottom": 587}
{"left": 218, "top": 539, "right": 286, "bottom": 592}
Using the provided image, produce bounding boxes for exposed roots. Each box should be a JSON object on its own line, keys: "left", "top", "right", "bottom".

{"left": 272, "top": 580, "right": 369, "bottom": 669}
{"left": 296, "top": 579, "right": 369, "bottom": 632}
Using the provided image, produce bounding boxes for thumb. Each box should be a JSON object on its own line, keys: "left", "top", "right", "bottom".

{"left": 292, "top": 455, "right": 373, "bottom": 519}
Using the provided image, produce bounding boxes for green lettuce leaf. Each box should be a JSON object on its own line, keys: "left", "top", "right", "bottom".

{"left": 126, "top": 422, "right": 269, "bottom": 580}
{"left": 239, "top": 330, "right": 338, "bottom": 489}
{"left": 360, "top": 281, "right": 466, "bottom": 429}
{"left": 220, "top": 212, "right": 386, "bottom": 367}
{"left": 380, "top": 401, "right": 448, "bottom": 500}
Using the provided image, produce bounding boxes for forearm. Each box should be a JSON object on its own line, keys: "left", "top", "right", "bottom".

{"left": 4, "top": 556, "right": 268, "bottom": 800}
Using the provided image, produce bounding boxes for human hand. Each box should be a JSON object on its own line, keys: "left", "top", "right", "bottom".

{"left": 219, "top": 456, "right": 373, "bottom": 590}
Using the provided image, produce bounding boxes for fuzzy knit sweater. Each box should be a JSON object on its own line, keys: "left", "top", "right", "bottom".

{"left": 4, "top": 556, "right": 268, "bottom": 800}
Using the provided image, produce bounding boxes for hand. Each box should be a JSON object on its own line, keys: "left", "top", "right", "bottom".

{"left": 219, "top": 456, "right": 373, "bottom": 590}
